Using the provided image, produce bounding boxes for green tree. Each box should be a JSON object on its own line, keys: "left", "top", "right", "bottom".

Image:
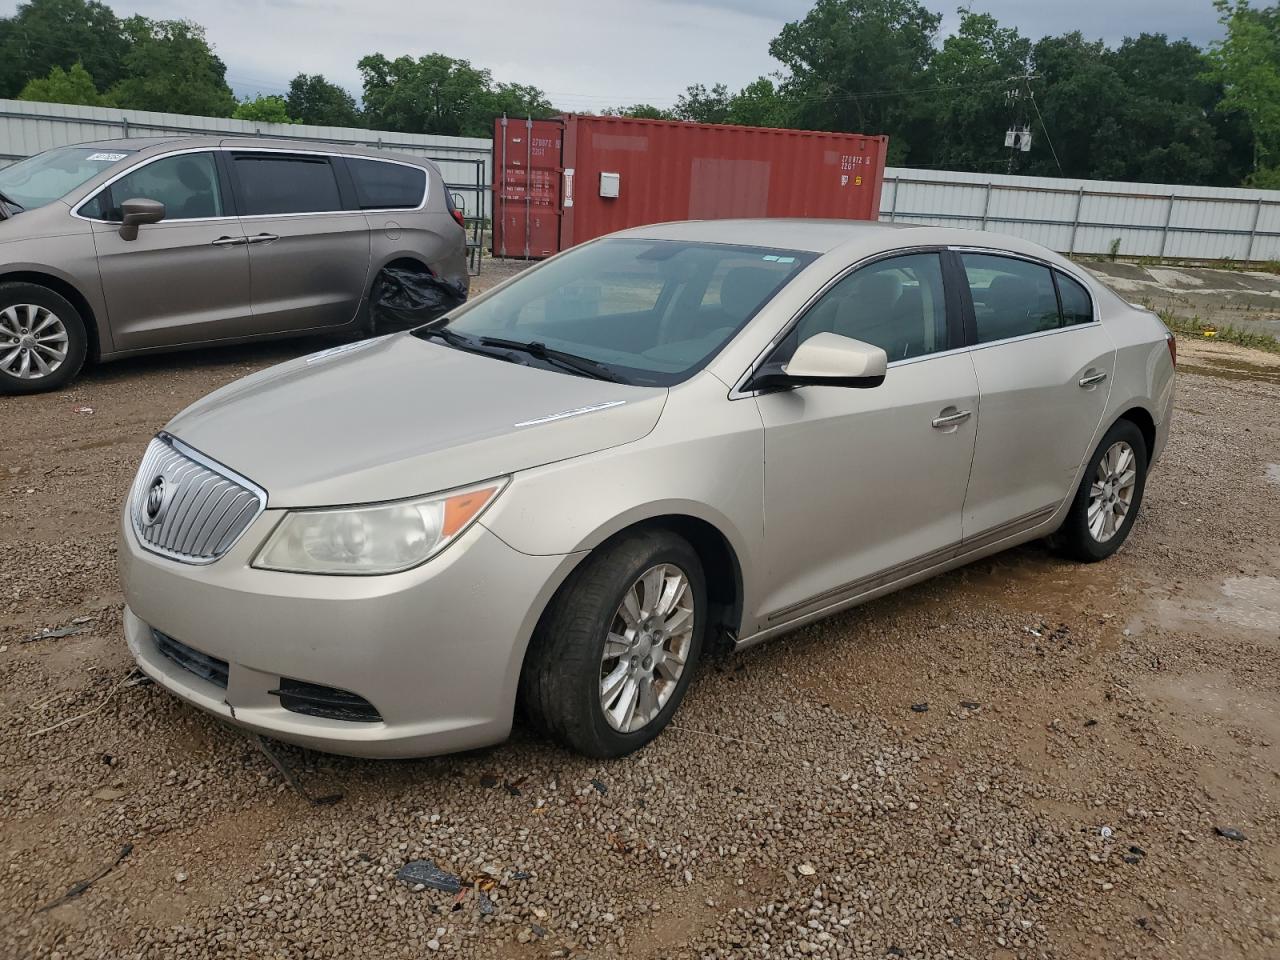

{"left": 1206, "top": 0, "right": 1280, "bottom": 180}
{"left": 0, "top": 0, "right": 127, "bottom": 98}
{"left": 769, "top": 0, "right": 941, "bottom": 149}
{"left": 286, "top": 73, "right": 362, "bottom": 128}
{"left": 109, "top": 17, "right": 236, "bottom": 117}
{"left": 359, "top": 53, "right": 552, "bottom": 136}
{"left": 16, "top": 62, "right": 112, "bottom": 106}
{"left": 726, "top": 77, "right": 790, "bottom": 128}
{"left": 673, "top": 83, "right": 732, "bottom": 123}
{"left": 232, "top": 94, "right": 293, "bottom": 124}
{"left": 601, "top": 104, "right": 673, "bottom": 120}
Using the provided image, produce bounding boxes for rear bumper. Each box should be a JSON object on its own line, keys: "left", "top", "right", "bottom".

{"left": 120, "top": 508, "right": 581, "bottom": 758}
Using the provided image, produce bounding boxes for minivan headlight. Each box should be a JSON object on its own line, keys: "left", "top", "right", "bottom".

{"left": 253, "top": 478, "right": 507, "bottom": 575}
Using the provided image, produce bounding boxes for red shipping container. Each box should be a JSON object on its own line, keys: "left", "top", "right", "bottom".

{"left": 492, "top": 114, "right": 888, "bottom": 259}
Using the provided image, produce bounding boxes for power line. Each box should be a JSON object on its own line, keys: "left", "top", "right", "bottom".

{"left": 1027, "top": 83, "right": 1064, "bottom": 175}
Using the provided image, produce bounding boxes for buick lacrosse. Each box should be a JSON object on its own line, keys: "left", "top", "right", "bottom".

{"left": 120, "top": 220, "right": 1175, "bottom": 758}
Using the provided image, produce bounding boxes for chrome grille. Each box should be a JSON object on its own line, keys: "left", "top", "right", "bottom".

{"left": 129, "top": 434, "right": 266, "bottom": 564}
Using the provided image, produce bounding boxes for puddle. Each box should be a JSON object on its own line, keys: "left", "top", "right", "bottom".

{"left": 1153, "top": 575, "right": 1280, "bottom": 643}
{"left": 1267, "top": 463, "right": 1280, "bottom": 486}
{"left": 1178, "top": 359, "right": 1280, "bottom": 385}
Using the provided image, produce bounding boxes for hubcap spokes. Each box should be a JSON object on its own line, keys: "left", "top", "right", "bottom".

{"left": 1087, "top": 441, "right": 1137, "bottom": 543}
{"left": 600, "top": 563, "right": 695, "bottom": 733}
{"left": 0, "top": 304, "right": 67, "bottom": 380}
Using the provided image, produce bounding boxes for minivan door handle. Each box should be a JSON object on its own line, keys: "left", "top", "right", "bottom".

{"left": 1079, "top": 370, "right": 1108, "bottom": 388}
{"left": 931, "top": 408, "right": 972, "bottom": 430}
{"left": 246, "top": 233, "right": 279, "bottom": 245}
{"left": 211, "top": 235, "right": 248, "bottom": 246}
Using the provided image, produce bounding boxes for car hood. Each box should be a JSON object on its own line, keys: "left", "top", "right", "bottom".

{"left": 165, "top": 334, "right": 667, "bottom": 508}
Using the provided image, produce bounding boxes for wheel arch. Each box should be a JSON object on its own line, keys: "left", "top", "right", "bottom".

{"left": 0, "top": 269, "right": 102, "bottom": 362}
{"left": 1115, "top": 405, "right": 1156, "bottom": 458}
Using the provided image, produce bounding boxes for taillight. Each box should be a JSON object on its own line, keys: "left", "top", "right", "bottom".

{"left": 1166, "top": 332, "right": 1176, "bottom": 367}
{"left": 450, "top": 208, "right": 465, "bottom": 229}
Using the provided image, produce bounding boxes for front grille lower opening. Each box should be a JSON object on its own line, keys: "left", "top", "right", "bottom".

{"left": 153, "top": 630, "right": 229, "bottom": 689}
{"left": 269, "top": 678, "right": 382, "bottom": 723}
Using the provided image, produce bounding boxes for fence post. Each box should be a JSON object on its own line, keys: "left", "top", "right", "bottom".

{"left": 887, "top": 178, "right": 899, "bottom": 222}
{"left": 979, "top": 182, "right": 992, "bottom": 230}
{"left": 1245, "top": 197, "right": 1264, "bottom": 263}
{"left": 1158, "top": 195, "right": 1175, "bottom": 259}
{"left": 121, "top": 117, "right": 129, "bottom": 138}
{"left": 1067, "top": 186, "right": 1084, "bottom": 255}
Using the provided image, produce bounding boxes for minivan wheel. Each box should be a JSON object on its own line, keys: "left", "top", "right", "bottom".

{"left": 0, "top": 283, "right": 88, "bottom": 394}
{"left": 1054, "top": 419, "right": 1148, "bottom": 563}
{"left": 519, "top": 530, "right": 707, "bottom": 758}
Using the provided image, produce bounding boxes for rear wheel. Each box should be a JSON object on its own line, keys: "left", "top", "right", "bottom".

{"left": 1054, "top": 419, "right": 1148, "bottom": 562}
{"left": 519, "top": 530, "right": 706, "bottom": 758}
{"left": 0, "top": 283, "right": 87, "bottom": 394}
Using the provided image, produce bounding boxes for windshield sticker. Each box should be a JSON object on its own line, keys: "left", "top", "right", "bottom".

{"left": 776, "top": 256, "right": 796, "bottom": 264}
{"left": 761, "top": 255, "right": 779, "bottom": 261}
{"left": 86, "top": 152, "right": 128, "bottom": 162}
{"left": 515, "top": 400, "right": 627, "bottom": 427}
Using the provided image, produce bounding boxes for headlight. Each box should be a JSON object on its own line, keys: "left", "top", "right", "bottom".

{"left": 252, "top": 478, "right": 507, "bottom": 575}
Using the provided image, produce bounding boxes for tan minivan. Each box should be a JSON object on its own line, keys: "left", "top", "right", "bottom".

{"left": 0, "top": 137, "right": 469, "bottom": 393}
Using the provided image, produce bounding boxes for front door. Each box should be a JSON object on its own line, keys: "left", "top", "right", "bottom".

{"left": 753, "top": 251, "right": 979, "bottom": 625}
{"left": 89, "top": 150, "right": 253, "bottom": 351}
{"left": 956, "top": 252, "right": 1115, "bottom": 540}
{"left": 226, "top": 151, "right": 370, "bottom": 332}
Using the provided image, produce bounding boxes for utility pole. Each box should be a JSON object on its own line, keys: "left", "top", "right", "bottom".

{"left": 1003, "top": 72, "right": 1037, "bottom": 174}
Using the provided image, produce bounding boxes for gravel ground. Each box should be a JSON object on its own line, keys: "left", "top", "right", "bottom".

{"left": 1, "top": 278, "right": 1278, "bottom": 958}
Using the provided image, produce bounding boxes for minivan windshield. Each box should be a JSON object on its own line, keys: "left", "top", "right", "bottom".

{"left": 0, "top": 146, "right": 136, "bottom": 211}
{"left": 429, "top": 238, "right": 814, "bottom": 386}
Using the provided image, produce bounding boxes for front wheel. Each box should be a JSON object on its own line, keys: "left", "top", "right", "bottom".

{"left": 1054, "top": 419, "right": 1148, "bottom": 562}
{"left": 0, "top": 283, "right": 88, "bottom": 393}
{"left": 519, "top": 530, "right": 706, "bottom": 758}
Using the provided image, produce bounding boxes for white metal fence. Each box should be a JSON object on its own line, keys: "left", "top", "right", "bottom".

{"left": 0, "top": 98, "right": 493, "bottom": 218}
{"left": 880, "top": 166, "right": 1280, "bottom": 262}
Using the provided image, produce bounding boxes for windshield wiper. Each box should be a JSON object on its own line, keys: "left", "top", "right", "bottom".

{"left": 0, "top": 189, "right": 24, "bottom": 215}
{"left": 477, "top": 337, "right": 626, "bottom": 383}
{"left": 415, "top": 326, "right": 479, "bottom": 350}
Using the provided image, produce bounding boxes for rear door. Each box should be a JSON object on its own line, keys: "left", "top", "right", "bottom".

{"left": 956, "top": 251, "right": 1115, "bottom": 541}
{"left": 227, "top": 151, "right": 371, "bottom": 332}
{"left": 87, "top": 150, "right": 253, "bottom": 351}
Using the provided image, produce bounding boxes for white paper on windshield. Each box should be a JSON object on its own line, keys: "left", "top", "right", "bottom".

{"left": 86, "top": 152, "right": 128, "bottom": 162}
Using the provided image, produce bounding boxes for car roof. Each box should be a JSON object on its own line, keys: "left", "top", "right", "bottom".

{"left": 57, "top": 136, "right": 437, "bottom": 169}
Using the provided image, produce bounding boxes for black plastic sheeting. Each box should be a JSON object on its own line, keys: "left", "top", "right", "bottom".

{"left": 370, "top": 265, "right": 467, "bottom": 331}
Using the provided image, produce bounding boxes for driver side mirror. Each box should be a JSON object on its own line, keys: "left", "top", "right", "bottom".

{"left": 117, "top": 198, "right": 165, "bottom": 241}
{"left": 750, "top": 332, "right": 888, "bottom": 391}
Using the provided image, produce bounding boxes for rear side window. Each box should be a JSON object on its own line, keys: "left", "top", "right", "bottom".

{"left": 961, "top": 254, "right": 1060, "bottom": 344}
{"left": 96, "top": 151, "right": 223, "bottom": 221}
{"left": 347, "top": 158, "right": 426, "bottom": 209}
{"left": 232, "top": 154, "right": 342, "bottom": 215}
{"left": 1056, "top": 271, "right": 1094, "bottom": 325}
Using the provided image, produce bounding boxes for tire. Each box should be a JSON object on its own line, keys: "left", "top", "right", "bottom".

{"left": 1054, "top": 419, "right": 1148, "bottom": 563}
{"left": 0, "top": 282, "right": 88, "bottom": 394}
{"left": 519, "top": 529, "right": 707, "bottom": 758}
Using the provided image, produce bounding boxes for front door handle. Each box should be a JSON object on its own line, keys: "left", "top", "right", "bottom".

{"left": 1079, "top": 370, "right": 1108, "bottom": 388}
{"left": 246, "top": 233, "right": 279, "bottom": 245}
{"left": 932, "top": 408, "right": 972, "bottom": 429}
{"left": 211, "top": 235, "right": 247, "bottom": 246}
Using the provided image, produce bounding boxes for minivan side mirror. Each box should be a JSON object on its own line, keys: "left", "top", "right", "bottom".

{"left": 750, "top": 332, "right": 888, "bottom": 391}
{"left": 118, "top": 198, "right": 165, "bottom": 241}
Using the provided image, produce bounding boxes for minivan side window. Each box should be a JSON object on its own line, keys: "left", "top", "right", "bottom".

{"left": 347, "top": 158, "right": 426, "bottom": 209}
{"left": 961, "top": 253, "right": 1061, "bottom": 344}
{"left": 782, "top": 252, "right": 950, "bottom": 363}
{"left": 232, "top": 154, "right": 343, "bottom": 215}
{"left": 92, "top": 151, "right": 223, "bottom": 221}
{"left": 1056, "top": 271, "right": 1094, "bottom": 325}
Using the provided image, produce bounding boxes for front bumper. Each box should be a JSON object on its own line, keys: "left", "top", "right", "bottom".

{"left": 120, "top": 507, "right": 581, "bottom": 758}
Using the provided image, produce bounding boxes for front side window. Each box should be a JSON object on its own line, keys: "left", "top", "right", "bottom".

{"left": 95, "top": 151, "right": 223, "bottom": 221}
{"left": 0, "top": 146, "right": 135, "bottom": 211}
{"left": 1056, "top": 271, "right": 1094, "bottom": 325}
{"left": 438, "top": 239, "right": 814, "bottom": 385}
{"left": 232, "top": 154, "right": 342, "bottom": 215}
{"left": 781, "top": 252, "right": 949, "bottom": 363}
{"left": 347, "top": 158, "right": 426, "bottom": 209}
{"left": 962, "top": 253, "right": 1061, "bottom": 343}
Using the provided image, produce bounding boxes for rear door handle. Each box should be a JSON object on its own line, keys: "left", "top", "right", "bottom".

{"left": 246, "top": 233, "right": 279, "bottom": 245}
{"left": 211, "top": 236, "right": 247, "bottom": 246}
{"left": 932, "top": 408, "right": 972, "bottom": 429}
{"left": 1079, "top": 370, "right": 1108, "bottom": 387}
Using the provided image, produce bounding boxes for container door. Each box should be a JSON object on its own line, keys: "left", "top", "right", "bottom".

{"left": 492, "top": 117, "right": 563, "bottom": 259}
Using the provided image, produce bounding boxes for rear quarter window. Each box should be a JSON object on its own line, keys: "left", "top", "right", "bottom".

{"left": 347, "top": 158, "right": 427, "bottom": 209}
{"left": 1056, "top": 271, "right": 1094, "bottom": 325}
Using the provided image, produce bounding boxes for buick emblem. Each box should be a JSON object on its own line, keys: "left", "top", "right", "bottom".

{"left": 144, "top": 476, "right": 168, "bottom": 525}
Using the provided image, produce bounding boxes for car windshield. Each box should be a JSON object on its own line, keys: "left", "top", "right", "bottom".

{"left": 435, "top": 238, "right": 815, "bottom": 386}
{"left": 0, "top": 146, "right": 136, "bottom": 211}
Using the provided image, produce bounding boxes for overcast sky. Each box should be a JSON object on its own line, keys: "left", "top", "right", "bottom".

{"left": 2, "top": 0, "right": 1226, "bottom": 108}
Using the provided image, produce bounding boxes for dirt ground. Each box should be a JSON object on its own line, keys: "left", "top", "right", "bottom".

{"left": 1, "top": 276, "right": 1278, "bottom": 958}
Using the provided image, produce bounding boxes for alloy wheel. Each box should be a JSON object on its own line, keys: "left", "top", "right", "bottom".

{"left": 599, "top": 563, "right": 696, "bottom": 733}
{"left": 1088, "top": 440, "right": 1137, "bottom": 543}
{"left": 0, "top": 304, "right": 68, "bottom": 380}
